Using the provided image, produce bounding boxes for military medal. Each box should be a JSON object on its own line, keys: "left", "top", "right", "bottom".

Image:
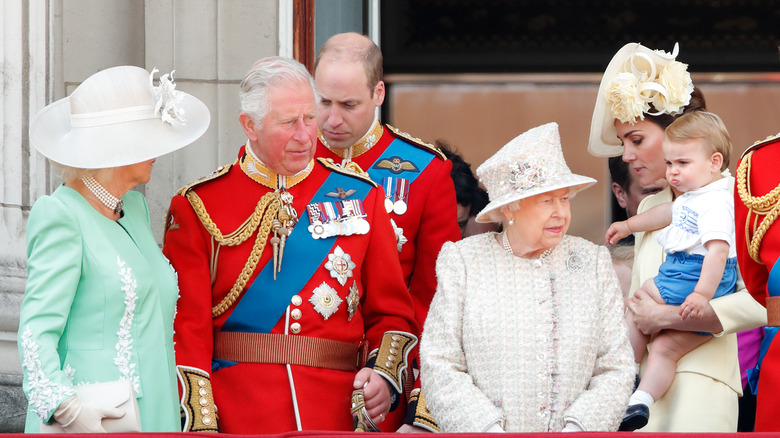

{"left": 392, "top": 178, "right": 409, "bottom": 215}
{"left": 309, "top": 282, "right": 342, "bottom": 320}
{"left": 383, "top": 177, "right": 395, "bottom": 213}
{"left": 347, "top": 281, "right": 360, "bottom": 321}
{"left": 307, "top": 199, "right": 369, "bottom": 239}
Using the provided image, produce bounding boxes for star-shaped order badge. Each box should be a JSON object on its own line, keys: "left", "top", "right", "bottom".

{"left": 309, "top": 282, "right": 343, "bottom": 320}
{"left": 324, "top": 246, "right": 356, "bottom": 286}
{"left": 390, "top": 219, "right": 407, "bottom": 252}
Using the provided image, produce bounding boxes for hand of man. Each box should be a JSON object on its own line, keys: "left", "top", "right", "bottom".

{"left": 353, "top": 367, "right": 391, "bottom": 425}
{"left": 626, "top": 288, "right": 665, "bottom": 335}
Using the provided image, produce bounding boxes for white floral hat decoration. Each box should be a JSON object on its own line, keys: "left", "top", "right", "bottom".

{"left": 29, "top": 66, "right": 210, "bottom": 168}
{"left": 475, "top": 122, "right": 596, "bottom": 223}
{"left": 588, "top": 42, "right": 694, "bottom": 157}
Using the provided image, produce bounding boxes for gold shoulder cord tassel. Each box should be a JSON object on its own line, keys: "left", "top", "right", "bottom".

{"left": 737, "top": 150, "right": 780, "bottom": 264}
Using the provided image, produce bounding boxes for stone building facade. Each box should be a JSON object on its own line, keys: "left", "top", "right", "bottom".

{"left": 1, "top": 0, "right": 288, "bottom": 430}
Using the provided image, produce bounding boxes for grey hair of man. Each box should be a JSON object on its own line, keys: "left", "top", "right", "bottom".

{"left": 239, "top": 56, "right": 317, "bottom": 129}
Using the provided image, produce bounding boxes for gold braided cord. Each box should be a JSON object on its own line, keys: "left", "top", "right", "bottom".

{"left": 183, "top": 189, "right": 281, "bottom": 318}
{"left": 211, "top": 204, "right": 277, "bottom": 318}
{"left": 186, "top": 191, "right": 276, "bottom": 246}
{"left": 736, "top": 151, "right": 780, "bottom": 264}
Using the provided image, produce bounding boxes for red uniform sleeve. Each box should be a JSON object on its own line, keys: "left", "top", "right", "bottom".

{"left": 163, "top": 193, "right": 215, "bottom": 375}
{"left": 409, "top": 158, "right": 462, "bottom": 328}
{"left": 360, "top": 186, "right": 420, "bottom": 347}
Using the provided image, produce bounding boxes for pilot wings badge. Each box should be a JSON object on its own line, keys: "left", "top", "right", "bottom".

{"left": 372, "top": 156, "right": 419, "bottom": 175}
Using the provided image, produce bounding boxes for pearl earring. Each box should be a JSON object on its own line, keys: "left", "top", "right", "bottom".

{"left": 508, "top": 218, "right": 515, "bottom": 225}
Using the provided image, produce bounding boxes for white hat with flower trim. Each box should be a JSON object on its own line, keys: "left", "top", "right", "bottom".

{"left": 588, "top": 42, "right": 694, "bottom": 157}
{"left": 29, "top": 65, "right": 210, "bottom": 169}
{"left": 475, "top": 122, "right": 596, "bottom": 223}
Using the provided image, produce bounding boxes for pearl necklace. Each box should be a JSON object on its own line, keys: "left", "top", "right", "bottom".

{"left": 82, "top": 176, "right": 123, "bottom": 214}
{"left": 502, "top": 231, "right": 553, "bottom": 267}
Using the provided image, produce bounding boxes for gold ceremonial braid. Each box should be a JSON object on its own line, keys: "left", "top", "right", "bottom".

{"left": 186, "top": 190, "right": 274, "bottom": 247}
{"left": 736, "top": 150, "right": 780, "bottom": 264}
{"left": 320, "top": 119, "right": 384, "bottom": 159}
{"left": 184, "top": 189, "right": 281, "bottom": 318}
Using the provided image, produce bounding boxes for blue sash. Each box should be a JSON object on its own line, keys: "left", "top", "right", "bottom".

{"left": 221, "top": 171, "right": 372, "bottom": 334}
{"left": 368, "top": 138, "right": 435, "bottom": 184}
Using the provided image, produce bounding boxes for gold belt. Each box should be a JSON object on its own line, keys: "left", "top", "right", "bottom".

{"left": 214, "top": 332, "right": 366, "bottom": 371}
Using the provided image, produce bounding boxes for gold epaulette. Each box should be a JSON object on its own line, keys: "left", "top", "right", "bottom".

{"left": 386, "top": 124, "right": 447, "bottom": 161}
{"left": 175, "top": 160, "right": 235, "bottom": 196}
{"left": 316, "top": 157, "right": 378, "bottom": 187}
{"left": 741, "top": 132, "right": 780, "bottom": 159}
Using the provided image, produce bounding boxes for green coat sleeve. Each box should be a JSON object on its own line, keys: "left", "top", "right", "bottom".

{"left": 18, "top": 195, "right": 81, "bottom": 422}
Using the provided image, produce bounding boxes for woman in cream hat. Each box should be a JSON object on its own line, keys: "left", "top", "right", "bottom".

{"left": 18, "top": 66, "right": 209, "bottom": 432}
{"left": 588, "top": 43, "right": 765, "bottom": 432}
{"left": 420, "top": 122, "right": 634, "bottom": 432}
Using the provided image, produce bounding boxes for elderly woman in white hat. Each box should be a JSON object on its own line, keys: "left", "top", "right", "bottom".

{"left": 588, "top": 43, "right": 766, "bottom": 432}
{"left": 18, "top": 66, "right": 209, "bottom": 432}
{"left": 420, "top": 122, "right": 634, "bottom": 432}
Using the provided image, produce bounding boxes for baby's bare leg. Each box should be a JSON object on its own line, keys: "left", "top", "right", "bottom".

{"left": 626, "top": 279, "right": 665, "bottom": 363}
{"left": 638, "top": 330, "right": 711, "bottom": 401}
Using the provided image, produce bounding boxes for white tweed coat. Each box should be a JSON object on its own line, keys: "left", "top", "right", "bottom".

{"left": 421, "top": 233, "right": 634, "bottom": 432}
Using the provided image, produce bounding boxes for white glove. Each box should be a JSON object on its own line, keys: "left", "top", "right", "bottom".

{"left": 561, "top": 418, "right": 585, "bottom": 432}
{"left": 485, "top": 423, "right": 505, "bottom": 433}
{"left": 53, "top": 395, "right": 125, "bottom": 433}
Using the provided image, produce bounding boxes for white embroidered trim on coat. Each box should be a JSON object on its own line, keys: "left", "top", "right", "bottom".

{"left": 63, "top": 364, "right": 76, "bottom": 383}
{"left": 114, "top": 257, "right": 141, "bottom": 394}
{"left": 20, "top": 327, "right": 76, "bottom": 421}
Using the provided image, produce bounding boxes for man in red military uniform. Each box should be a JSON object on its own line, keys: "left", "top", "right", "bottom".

{"left": 735, "top": 133, "right": 780, "bottom": 432}
{"left": 314, "top": 34, "right": 460, "bottom": 431}
{"left": 163, "top": 56, "right": 418, "bottom": 434}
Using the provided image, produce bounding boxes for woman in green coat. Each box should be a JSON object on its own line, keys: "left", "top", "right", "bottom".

{"left": 18, "top": 65, "right": 209, "bottom": 432}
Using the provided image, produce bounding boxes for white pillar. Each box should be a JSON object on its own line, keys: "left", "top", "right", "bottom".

{"left": 1, "top": 0, "right": 51, "bottom": 431}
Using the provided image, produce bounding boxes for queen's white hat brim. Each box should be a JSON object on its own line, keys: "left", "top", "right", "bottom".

{"left": 475, "top": 175, "right": 596, "bottom": 224}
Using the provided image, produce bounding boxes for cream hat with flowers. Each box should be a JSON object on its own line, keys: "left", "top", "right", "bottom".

{"left": 29, "top": 65, "right": 210, "bottom": 169}
{"left": 475, "top": 122, "right": 596, "bottom": 223}
{"left": 588, "top": 42, "right": 694, "bottom": 157}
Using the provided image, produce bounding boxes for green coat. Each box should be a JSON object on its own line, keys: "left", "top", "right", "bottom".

{"left": 18, "top": 185, "right": 179, "bottom": 432}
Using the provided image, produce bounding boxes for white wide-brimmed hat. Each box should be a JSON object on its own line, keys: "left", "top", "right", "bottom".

{"left": 588, "top": 42, "right": 694, "bottom": 157}
{"left": 29, "top": 65, "right": 210, "bottom": 168}
{"left": 475, "top": 122, "right": 596, "bottom": 223}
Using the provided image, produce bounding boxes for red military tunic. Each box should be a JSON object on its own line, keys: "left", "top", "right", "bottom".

{"left": 317, "top": 121, "right": 461, "bottom": 328}
{"left": 735, "top": 133, "right": 780, "bottom": 432}
{"left": 164, "top": 145, "right": 418, "bottom": 434}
